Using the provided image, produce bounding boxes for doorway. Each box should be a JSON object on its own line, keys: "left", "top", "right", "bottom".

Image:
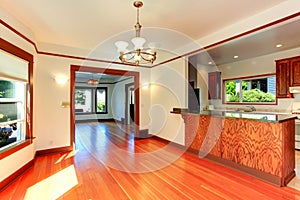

{"left": 125, "top": 83, "right": 135, "bottom": 125}
{"left": 70, "top": 65, "right": 140, "bottom": 148}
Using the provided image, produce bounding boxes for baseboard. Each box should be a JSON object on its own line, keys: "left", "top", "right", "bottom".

{"left": 0, "top": 159, "right": 34, "bottom": 192}
{"left": 151, "top": 136, "right": 285, "bottom": 186}
{"left": 75, "top": 118, "right": 115, "bottom": 123}
{"left": 151, "top": 135, "right": 186, "bottom": 151}
{"left": 35, "top": 146, "right": 73, "bottom": 157}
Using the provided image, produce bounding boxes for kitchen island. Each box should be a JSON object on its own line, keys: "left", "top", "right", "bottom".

{"left": 176, "top": 110, "right": 297, "bottom": 186}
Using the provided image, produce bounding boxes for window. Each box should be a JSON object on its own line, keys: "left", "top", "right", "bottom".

{"left": 75, "top": 88, "right": 92, "bottom": 113}
{"left": 0, "top": 79, "right": 27, "bottom": 150}
{"left": 224, "top": 74, "right": 276, "bottom": 104}
{"left": 96, "top": 87, "right": 107, "bottom": 113}
{"left": 74, "top": 87, "right": 108, "bottom": 114}
{"left": 0, "top": 38, "right": 33, "bottom": 159}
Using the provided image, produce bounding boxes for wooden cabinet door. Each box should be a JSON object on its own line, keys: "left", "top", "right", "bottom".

{"left": 208, "top": 71, "right": 221, "bottom": 99}
{"left": 290, "top": 56, "right": 300, "bottom": 86}
{"left": 276, "top": 59, "right": 292, "bottom": 98}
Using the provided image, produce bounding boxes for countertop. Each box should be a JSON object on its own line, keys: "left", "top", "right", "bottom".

{"left": 171, "top": 110, "right": 297, "bottom": 123}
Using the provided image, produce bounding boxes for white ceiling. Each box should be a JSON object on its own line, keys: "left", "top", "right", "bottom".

{"left": 75, "top": 72, "right": 133, "bottom": 84}
{"left": 0, "top": 0, "right": 286, "bottom": 51}
{"left": 197, "top": 17, "right": 300, "bottom": 65}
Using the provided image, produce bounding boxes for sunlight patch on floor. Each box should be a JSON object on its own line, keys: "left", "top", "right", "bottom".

{"left": 66, "top": 149, "right": 79, "bottom": 159}
{"left": 24, "top": 165, "right": 78, "bottom": 200}
{"left": 55, "top": 150, "right": 79, "bottom": 164}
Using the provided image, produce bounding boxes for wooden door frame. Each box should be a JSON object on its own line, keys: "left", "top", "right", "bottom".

{"left": 70, "top": 65, "right": 140, "bottom": 147}
{"left": 125, "top": 82, "right": 135, "bottom": 125}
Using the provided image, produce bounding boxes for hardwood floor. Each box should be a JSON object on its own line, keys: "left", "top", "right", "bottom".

{"left": 2, "top": 121, "right": 300, "bottom": 199}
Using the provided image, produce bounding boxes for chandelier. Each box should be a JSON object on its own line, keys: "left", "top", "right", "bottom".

{"left": 115, "top": 1, "right": 156, "bottom": 65}
{"left": 87, "top": 74, "right": 99, "bottom": 85}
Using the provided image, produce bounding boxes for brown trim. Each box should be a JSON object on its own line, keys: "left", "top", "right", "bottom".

{"left": 204, "top": 154, "right": 283, "bottom": 186}
{"left": 135, "top": 129, "right": 150, "bottom": 139}
{"left": 75, "top": 118, "right": 115, "bottom": 123}
{"left": 0, "top": 19, "right": 38, "bottom": 52}
{"left": 222, "top": 73, "right": 276, "bottom": 81}
{"left": 152, "top": 12, "right": 300, "bottom": 67}
{"left": 0, "top": 38, "right": 34, "bottom": 159}
{"left": 0, "top": 140, "right": 31, "bottom": 160}
{"left": 125, "top": 82, "right": 134, "bottom": 126}
{"left": 1, "top": 13, "right": 300, "bottom": 68}
{"left": 70, "top": 65, "right": 140, "bottom": 146}
{"left": 152, "top": 135, "right": 289, "bottom": 186}
{"left": 35, "top": 146, "right": 72, "bottom": 157}
{"left": 38, "top": 51, "right": 152, "bottom": 68}
{"left": 151, "top": 135, "right": 186, "bottom": 151}
{"left": 0, "top": 159, "right": 34, "bottom": 192}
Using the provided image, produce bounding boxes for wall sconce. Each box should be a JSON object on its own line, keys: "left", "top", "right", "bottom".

{"left": 54, "top": 76, "right": 68, "bottom": 85}
{"left": 142, "top": 83, "right": 149, "bottom": 89}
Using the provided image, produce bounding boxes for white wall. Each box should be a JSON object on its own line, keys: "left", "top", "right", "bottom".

{"left": 150, "top": 51, "right": 186, "bottom": 145}
{"left": 35, "top": 53, "right": 152, "bottom": 150}
{"left": 0, "top": 6, "right": 36, "bottom": 182}
{"left": 111, "top": 77, "right": 134, "bottom": 122}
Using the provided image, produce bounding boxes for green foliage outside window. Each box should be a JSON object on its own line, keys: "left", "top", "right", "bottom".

{"left": 75, "top": 90, "right": 86, "bottom": 105}
{"left": 0, "top": 80, "right": 13, "bottom": 98}
{"left": 242, "top": 89, "right": 275, "bottom": 102}
{"left": 225, "top": 78, "right": 275, "bottom": 103}
{"left": 97, "top": 102, "right": 106, "bottom": 112}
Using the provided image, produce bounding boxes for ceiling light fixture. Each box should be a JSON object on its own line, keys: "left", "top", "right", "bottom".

{"left": 87, "top": 74, "right": 99, "bottom": 85}
{"left": 276, "top": 44, "right": 283, "bottom": 48}
{"left": 233, "top": 55, "right": 239, "bottom": 59}
{"left": 115, "top": 1, "right": 156, "bottom": 65}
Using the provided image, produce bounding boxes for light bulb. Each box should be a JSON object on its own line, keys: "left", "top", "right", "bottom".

{"left": 115, "top": 41, "right": 129, "bottom": 52}
{"left": 131, "top": 37, "right": 146, "bottom": 50}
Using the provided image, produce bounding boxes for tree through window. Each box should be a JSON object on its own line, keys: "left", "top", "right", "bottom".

{"left": 224, "top": 74, "right": 276, "bottom": 104}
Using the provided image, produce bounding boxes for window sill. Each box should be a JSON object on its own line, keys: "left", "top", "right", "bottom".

{"left": 0, "top": 139, "right": 31, "bottom": 160}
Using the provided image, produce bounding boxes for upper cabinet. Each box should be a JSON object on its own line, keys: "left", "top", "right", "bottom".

{"left": 290, "top": 56, "right": 300, "bottom": 86}
{"left": 276, "top": 59, "right": 291, "bottom": 98}
{"left": 208, "top": 71, "right": 221, "bottom": 100}
{"left": 276, "top": 56, "right": 300, "bottom": 98}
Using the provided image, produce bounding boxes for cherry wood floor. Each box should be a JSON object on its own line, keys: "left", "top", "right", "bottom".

{"left": 2, "top": 122, "right": 300, "bottom": 199}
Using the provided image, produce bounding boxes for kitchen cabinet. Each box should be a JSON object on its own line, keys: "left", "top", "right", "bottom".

{"left": 182, "top": 112, "right": 296, "bottom": 186}
{"left": 276, "top": 59, "right": 291, "bottom": 98}
{"left": 208, "top": 71, "right": 221, "bottom": 99}
{"left": 276, "top": 56, "right": 300, "bottom": 98}
{"left": 290, "top": 56, "right": 300, "bottom": 86}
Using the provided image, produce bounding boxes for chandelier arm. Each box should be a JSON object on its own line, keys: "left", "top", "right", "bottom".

{"left": 140, "top": 53, "right": 156, "bottom": 62}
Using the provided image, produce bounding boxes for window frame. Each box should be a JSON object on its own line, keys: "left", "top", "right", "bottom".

{"left": 0, "top": 38, "right": 33, "bottom": 159}
{"left": 95, "top": 87, "right": 108, "bottom": 114}
{"left": 222, "top": 73, "right": 278, "bottom": 105}
{"left": 74, "top": 87, "right": 94, "bottom": 115}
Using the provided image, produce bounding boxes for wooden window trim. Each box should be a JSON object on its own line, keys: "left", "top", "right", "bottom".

{"left": 222, "top": 73, "right": 278, "bottom": 105}
{"left": 0, "top": 38, "right": 34, "bottom": 159}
